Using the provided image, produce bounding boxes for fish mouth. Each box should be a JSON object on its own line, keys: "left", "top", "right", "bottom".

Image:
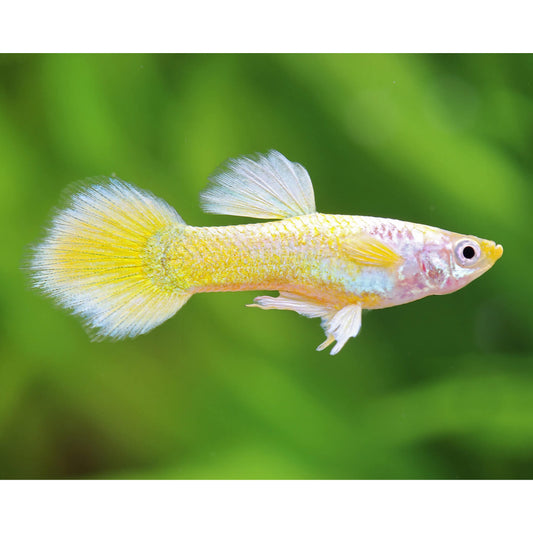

{"left": 481, "top": 241, "right": 503, "bottom": 262}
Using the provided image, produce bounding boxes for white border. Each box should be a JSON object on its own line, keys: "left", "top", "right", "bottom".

{"left": 1, "top": 1, "right": 531, "bottom": 52}
{"left": 0, "top": 480, "right": 530, "bottom": 532}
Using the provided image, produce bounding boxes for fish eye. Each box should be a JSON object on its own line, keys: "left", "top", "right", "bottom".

{"left": 454, "top": 239, "right": 481, "bottom": 267}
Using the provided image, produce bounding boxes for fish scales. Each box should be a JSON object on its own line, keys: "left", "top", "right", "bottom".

{"left": 156, "top": 215, "right": 402, "bottom": 306}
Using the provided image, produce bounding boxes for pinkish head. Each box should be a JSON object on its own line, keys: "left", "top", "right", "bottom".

{"left": 414, "top": 230, "right": 503, "bottom": 296}
{"left": 382, "top": 224, "right": 503, "bottom": 309}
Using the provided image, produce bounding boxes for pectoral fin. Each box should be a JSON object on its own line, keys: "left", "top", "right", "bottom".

{"left": 340, "top": 234, "right": 402, "bottom": 267}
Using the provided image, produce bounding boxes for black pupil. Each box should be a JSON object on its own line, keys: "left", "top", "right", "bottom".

{"left": 462, "top": 245, "right": 476, "bottom": 259}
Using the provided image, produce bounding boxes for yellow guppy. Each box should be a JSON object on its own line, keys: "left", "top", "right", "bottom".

{"left": 30, "top": 150, "right": 503, "bottom": 354}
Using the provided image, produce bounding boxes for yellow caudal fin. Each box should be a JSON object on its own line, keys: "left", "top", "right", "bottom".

{"left": 30, "top": 179, "right": 190, "bottom": 340}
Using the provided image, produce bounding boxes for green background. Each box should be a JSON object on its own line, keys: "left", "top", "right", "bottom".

{"left": 1, "top": 54, "right": 531, "bottom": 479}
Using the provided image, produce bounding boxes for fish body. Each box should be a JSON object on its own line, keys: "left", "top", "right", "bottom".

{"left": 30, "top": 151, "right": 503, "bottom": 354}
{"left": 152, "top": 214, "right": 497, "bottom": 309}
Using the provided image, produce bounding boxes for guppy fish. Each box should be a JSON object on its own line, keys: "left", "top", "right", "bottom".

{"left": 30, "top": 150, "right": 503, "bottom": 354}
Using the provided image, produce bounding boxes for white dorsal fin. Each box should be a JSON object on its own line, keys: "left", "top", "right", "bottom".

{"left": 200, "top": 150, "right": 316, "bottom": 219}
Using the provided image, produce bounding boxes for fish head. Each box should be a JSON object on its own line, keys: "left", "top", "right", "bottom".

{"left": 416, "top": 230, "right": 503, "bottom": 295}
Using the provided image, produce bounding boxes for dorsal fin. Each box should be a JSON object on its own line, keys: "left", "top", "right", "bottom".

{"left": 200, "top": 150, "right": 316, "bottom": 219}
{"left": 339, "top": 234, "right": 402, "bottom": 267}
